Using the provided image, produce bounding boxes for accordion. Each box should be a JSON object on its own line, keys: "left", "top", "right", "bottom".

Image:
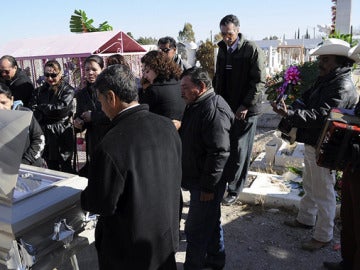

{"left": 316, "top": 108, "right": 360, "bottom": 170}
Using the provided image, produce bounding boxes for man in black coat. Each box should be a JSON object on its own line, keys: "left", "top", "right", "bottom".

{"left": 81, "top": 64, "right": 182, "bottom": 270}
{"left": 0, "top": 55, "right": 34, "bottom": 107}
{"left": 213, "top": 15, "right": 266, "bottom": 206}
{"left": 180, "top": 67, "right": 233, "bottom": 270}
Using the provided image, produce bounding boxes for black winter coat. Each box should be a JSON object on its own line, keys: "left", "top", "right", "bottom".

{"left": 286, "top": 67, "right": 358, "bottom": 146}
{"left": 139, "top": 78, "right": 185, "bottom": 120}
{"left": 13, "top": 104, "right": 45, "bottom": 167}
{"left": 180, "top": 90, "right": 234, "bottom": 192}
{"left": 214, "top": 34, "right": 266, "bottom": 116}
{"left": 75, "top": 84, "right": 110, "bottom": 161}
{"left": 5, "top": 69, "right": 34, "bottom": 107}
{"left": 30, "top": 79, "right": 75, "bottom": 162}
{"left": 81, "top": 104, "right": 182, "bottom": 270}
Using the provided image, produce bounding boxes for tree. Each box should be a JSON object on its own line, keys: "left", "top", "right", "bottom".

{"left": 263, "top": 36, "right": 279, "bottom": 40}
{"left": 195, "top": 41, "right": 217, "bottom": 79}
{"left": 69, "top": 9, "right": 113, "bottom": 33}
{"left": 305, "top": 29, "right": 310, "bottom": 39}
{"left": 127, "top": 32, "right": 134, "bottom": 39}
{"left": 214, "top": 32, "right": 223, "bottom": 43}
{"left": 178, "top": 23, "right": 195, "bottom": 43}
{"left": 136, "top": 36, "right": 158, "bottom": 45}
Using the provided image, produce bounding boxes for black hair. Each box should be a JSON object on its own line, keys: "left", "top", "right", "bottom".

{"left": 85, "top": 55, "right": 105, "bottom": 69}
{"left": 220, "top": 14, "right": 240, "bottom": 27}
{"left": 181, "top": 67, "right": 212, "bottom": 89}
{"left": 44, "top": 59, "right": 62, "bottom": 72}
{"left": 0, "top": 55, "right": 18, "bottom": 68}
{"left": 94, "top": 64, "right": 138, "bottom": 103}
{"left": 106, "top": 54, "right": 129, "bottom": 67}
{"left": 0, "top": 82, "right": 12, "bottom": 98}
{"left": 158, "top": 36, "right": 177, "bottom": 48}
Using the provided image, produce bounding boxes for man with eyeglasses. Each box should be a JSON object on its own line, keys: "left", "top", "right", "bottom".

{"left": 0, "top": 55, "right": 34, "bottom": 107}
{"left": 213, "top": 14, "right": 266, "bottom": 206}
{"left": 158, "top": 36, "right": 191, "bottom": 71}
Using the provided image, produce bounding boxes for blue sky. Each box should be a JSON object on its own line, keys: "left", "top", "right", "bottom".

{"left": 2, "top": 0, "right": 359, "bottom": 44}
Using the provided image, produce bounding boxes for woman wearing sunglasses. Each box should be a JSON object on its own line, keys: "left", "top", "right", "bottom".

{"left": 73, "top": 55, "right": 110, "bottom": 176}
{"left": 30, "top": 60, "right": 75, "bottom": 173}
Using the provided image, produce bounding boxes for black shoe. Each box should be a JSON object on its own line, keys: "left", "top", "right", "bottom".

{"left": 222, "top": 194, "right": 238, "bottom": 206}
{"left": 284, "top": 219, "right": 313, "bottom": 229}
{"left": 203, "top": 264, "right": 224, "bottom": 270}
{"left": 323, "top": 261, "right": 343, "bottom": 270}
{"left": 204, "top": 256, "right": 225, "bottom": 270}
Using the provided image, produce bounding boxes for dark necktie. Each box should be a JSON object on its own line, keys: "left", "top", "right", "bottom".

{"left": 226, "top": 47, "right": 233, "bottom": 70}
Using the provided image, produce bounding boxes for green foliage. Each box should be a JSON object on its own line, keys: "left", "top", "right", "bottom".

{"left": 195, "top": 41, "right": 217, "bottom": 78}
{"left": 328, "top": 31, "right": 358, "bottom": 47}
{"left": 136, "top": 36, "right": 158, "bottom": 45}
{"left": 70, "top": 9, "right": 113, "bottom": 33}
{"left": 265, "top": 61, "right": 319, "bottom": 104}
{"left": 178, "top": 23, "right": 195, "bottom": 43}
{"left": 287, "top": 166, "right": 303, "bottom": 177}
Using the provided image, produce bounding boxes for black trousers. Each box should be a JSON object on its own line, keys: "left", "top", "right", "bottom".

{"left": 340, "top": 169, "right": 360, "bottom": 269}
{"left": 222, "top": 116, "right": 258, "bottom": 196}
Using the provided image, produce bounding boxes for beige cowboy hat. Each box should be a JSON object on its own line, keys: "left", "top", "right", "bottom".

{"left": 348, "top": 43, "right": 360, "bottom": 63}
{"left": 310, "top": 38, "right": 351, "bottom": 57}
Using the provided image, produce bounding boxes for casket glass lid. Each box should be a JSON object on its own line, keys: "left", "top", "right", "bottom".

{"left": 0, "top": 110, "right": 32, "bottom": 204}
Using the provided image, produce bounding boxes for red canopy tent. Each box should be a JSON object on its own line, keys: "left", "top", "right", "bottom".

{"left": 0, "top": 31, "right": 146, "bottom": 88}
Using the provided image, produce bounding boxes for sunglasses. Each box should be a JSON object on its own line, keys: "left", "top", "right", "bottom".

{"left": 44, "top": 72, "right": 59, "bottom": 78}
{"left": 0, "top": 70, "right": 11, "bottom": 75}
{"left": 160, "top": 48, "right": 172, "bottom": 53}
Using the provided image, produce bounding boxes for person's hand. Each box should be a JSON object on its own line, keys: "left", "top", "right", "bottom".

{"left": 73, "top": 117, "right": 84, "bottom": 129}
{"left": 172, "top": 119, "right": 181, "bottom": 130}
{"left": 200, "top": 191, "right": 214, "bottom": 202}
{"left": 271, "top": 99, "right": 288, "bottom": 117}
{"left": 235, "top": 105, "right": 248, "bottom": 120}
{"left": 81, "top": 110, "right": 92, "bottom": 122}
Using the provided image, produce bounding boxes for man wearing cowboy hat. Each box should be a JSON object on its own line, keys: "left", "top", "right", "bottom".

{"left": 272, "top": 38, "right": 358, "bottom": 251}
{"left": 323, "top": 42, "right": 360, "bottom": 270}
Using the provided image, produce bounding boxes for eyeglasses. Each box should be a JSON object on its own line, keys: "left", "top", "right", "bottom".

{"left": 160, "top": 48, "right": 172, "bottom": 53}
{"left": 0, "top": 70, "right": 11, "bottom": 75}
{"left": 44, "top": 72, "right": 59, "bottom": 78}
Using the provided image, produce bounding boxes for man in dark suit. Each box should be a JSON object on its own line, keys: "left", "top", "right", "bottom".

{"left": 0, "top": 55, "right": 34, "bottom": 107}
{"left": 81, "top": 64, "right": 182, "bottom": 270}
{"left": 213, "top": 14, "right": 266, "bottom": 206}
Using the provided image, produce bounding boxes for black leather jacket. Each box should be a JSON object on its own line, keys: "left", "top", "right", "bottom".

{"left": 30, "top": 79, "right": 75, "bottom": 161}
{"left": 285, "top": 67, "right": 358, "bottom": 146}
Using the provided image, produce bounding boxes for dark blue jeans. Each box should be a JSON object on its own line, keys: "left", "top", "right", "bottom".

{"left": 184, "top": 180, "right": 227, "bottom": 270}
{"left": 223, "top": 115, "right": 258, "bottom": 196}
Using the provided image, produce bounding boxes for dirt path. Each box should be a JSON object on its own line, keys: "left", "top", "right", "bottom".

{"left": 175, "top": 201, "right": 341, "bottom": 270}
{"left": 59, "top": 125, "right": 342, "bottom": 270}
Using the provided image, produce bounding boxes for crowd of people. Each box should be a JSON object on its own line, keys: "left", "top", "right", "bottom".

{"left": 1, "top": 13, "right": 360, "bottom": 270}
